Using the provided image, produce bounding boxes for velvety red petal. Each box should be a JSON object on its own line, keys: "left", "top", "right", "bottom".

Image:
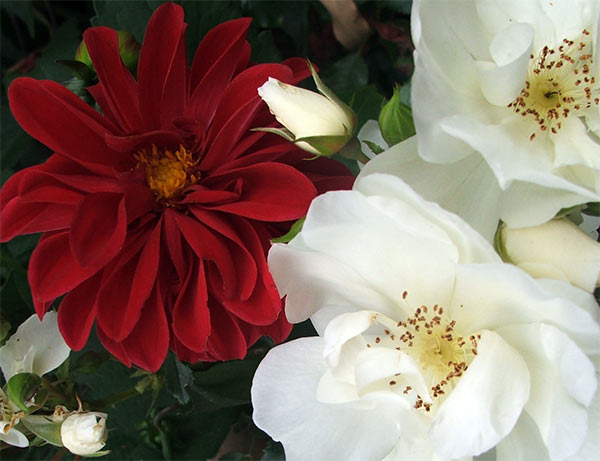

{"left": 160, "top": 26, "right": 188, "bottom": 127}
{"left": 188, "top": 206, "right": 257, "bottom": 300}
{"left": 171, "top": 210, "right": 237, "bottom": 298}
{"left": 96, "top": 221, "right": 161, "bottom": 341}
{"left": 19, "top": 171, "right": 85, "bottom": 204}
{"left": 105, "top": 130, "right": 184, "bottom": 154}
{"left": 121, "top": 283, "right": 170, "bottom": 372}
{"left": 8, "top": 78, "right": 125, "bottom": 172}
{"left": 1, "top": 199, "right": 73, "bottom": 242}
{"left": 189, "top": 18, "right": 251, "bottom": 128}
{"left": 203, "top": 162, "right": 316, "bottom": 221}
{"left": 28, "top": 231, "right": 101, "bottom": 304}
{"left": 58, "top": 272, "right": 102, "bottom": 350}
{"left": 180, "top": 186, "right": 239, "bottom": 205}
{"left": 69, "top": 192, "right": 127, "bottom": 268}
{"left": 137, "top": 2, "right": 185, "bottom": 129}
{"left": 172, "top": 258, "right": 210, "bottom": 352}
{"left": 83, "top": 27, "right": 143, "bottom": 133}
{"left": 163, "top": 210, "right": 187, "bottom": 283}
{"left": 97, "top": 324, "right": 132, "bottom": 367}
{"left": 205, "top": 301, "right": 247, "bottom": 361}
{"left": 278, "top": 150, "right": 355, "bottom": 193}
{"left": 281, "top": 57, "right": 312, "bottom": 83}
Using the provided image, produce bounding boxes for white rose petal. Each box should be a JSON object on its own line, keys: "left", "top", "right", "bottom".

{"left": 60, "top": 413, "right": 107, "bottom": 456}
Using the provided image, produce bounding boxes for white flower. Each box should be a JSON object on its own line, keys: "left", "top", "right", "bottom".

{"left": 408, "top": 0, "right": 600, "bottom": 229}
{"left": 498, "top": 218, "right": 600, "bottom": 292}
{"left": 60, "top": 412, "right": 107, "bottom": 456}
{"left": 252, "top": 174, "right": 600, "bottom": 460}
{"left": 257, "top": 66, "right": 356, "bottom": 156}
{"left": 0, "top": 311, "right": 70, "bottom": 381}
{"left": 0, "top": 389, "right": 28, "bottom": 448}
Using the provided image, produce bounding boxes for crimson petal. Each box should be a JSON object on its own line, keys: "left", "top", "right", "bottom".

{"left": 204, "top": 162, "right": 316, "bottom": 221}
{"left": 137, "top": 2, "right": 185, "bottom": 129}
{"left": 70, "top": 192, "right": 126, "bottom": 268}
{"left": 205, "top": 301, "right": 247, "bottom": 361}
{"left": 1, "top": 199, "right": 73, "bottom": 242}
{"left": 172, "top": 258, "right": 210, "bottom": 352}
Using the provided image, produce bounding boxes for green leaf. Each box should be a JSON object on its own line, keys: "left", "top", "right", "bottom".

{"left": 220, "top": 452, "right": 247, "bottom": 461}
{"left": 583, "top": 202, "right": 600, "bottom": 216}
{"left": 272, "top": 217, "right": 305, "bottom": 244}
{"left": 7, "top": 372, "right": 42, "bottom": 412}
{"left": 91, "top": 0, "right": 155, "bottom": 43}
{"left": 192, "top": 359, "right": 261, "bottom": 408}
{"left": 0, "top": 313, "right": 10, "bottom": 342}
{"left": 71, "top": 351, "right": 109, "bottom": 375}
{"left": 322, "top": 54, "right": 368, "bottom": 95}
{"left": 345, "top": 85, "right": 385, "bottom": 130}
{"left": 1, "top": 0, "right": 36, "bottom": 37}
{"left": 262, "top": 440, "right": 285, "bottom": 461}
{"left": 21, "top": 415, "right": 63, "bottom": 447}
{"left": 378, "top": 85, "right": 415, "bottom": 146}
{"left": 163, "top": 353, "right": 194, "bottom": 406}
{"left": 56, "top": 60, "right": 97, "bottom": 82}
{"left": 293, "top": 133, "right": 353, "bottom": 157}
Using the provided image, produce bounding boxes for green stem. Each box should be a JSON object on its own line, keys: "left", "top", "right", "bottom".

{"left": 89, "top": 387, "right": 141, "bottom": 409}
{"left": 40, "top": 376, "right": 69, "bottom": 402}
{"left": 339, "top": 136, "right": 371, "bottom": 165}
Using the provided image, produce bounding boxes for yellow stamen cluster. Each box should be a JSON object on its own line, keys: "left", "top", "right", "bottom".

{"left": 370, "top": 292, "right": 478, "bottom": 413}
{"left": 507, "top": 29, "right": 599, "bottom": 141}
{"left": 135, "top": 145, "right": 197, "bottom": 201}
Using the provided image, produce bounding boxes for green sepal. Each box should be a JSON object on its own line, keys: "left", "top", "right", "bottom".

{"left": 293, "top": 134, "right": 352, "bottom": 157}
{"left": 7, "top": 372, "right": 42, "bottom": 413}
{"left": 307, "top": 59, "right": 357, "bottom": 135}
{"left": 80, "top": 450, "right": 112, "bottom": 458}
{"left": 493, "top": 223, "right": 512, "bottom": 264}
{"left": 272, "top": 217, "right": 305, "bottom": 244}
{"left": 583, "top": 202, "right": 600, "bottom": 216}
{"left": 56, "top": 60, "right": 97, "bottom": 82}
{"left": 251, "top": 127, "right": 295, "bottom": 142}
{"left": 379, "top": 85, "right": 416, "bottom": 146}
{"left": 363, "top": 140, "right": 385, "bottom": 155}
{"left": 21, "top": 415, "right": 63, "bottom": 447}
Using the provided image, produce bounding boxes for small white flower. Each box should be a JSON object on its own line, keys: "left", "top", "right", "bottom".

{"left": 253, "top": 174, "right": 600, "bottom": 460}
{"left": 0, "top": 311, "right": 70, "bottom": 381}
{"left": 499, "top": 218, "right": 600, "bottom": 292}
{"left": 407, "top": 0, "right": 600, "bottom": 229}
{"left": 60, "top": 412, "right": 107, "bottom": 456}
{"left": 0, "top": 389, "right": 28, "bottom": 448}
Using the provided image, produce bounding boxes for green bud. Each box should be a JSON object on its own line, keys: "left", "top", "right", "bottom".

{"left": 379, "top": 85, "right": 416, "bottom": 147}
{"left": 75, "top": 30, "right": 140, "bottom": 73}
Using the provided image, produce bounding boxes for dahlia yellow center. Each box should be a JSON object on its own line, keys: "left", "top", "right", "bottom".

{"left": 135, "top": 145, "right": 197, "bottom": 201}
{"left": 371, "top": 297, "right": 478, "bottom": 413}
{"left": 508, "top": 29, "right": 599, "bottom": 141}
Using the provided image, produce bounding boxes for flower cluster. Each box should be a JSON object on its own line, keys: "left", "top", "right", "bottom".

{"left": 0, "top": 3, "right": 353, "bottom": 371}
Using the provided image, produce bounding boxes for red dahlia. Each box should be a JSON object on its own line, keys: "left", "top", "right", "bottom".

{"left": 0, "top": 3, "right": 353, "bottom": 371}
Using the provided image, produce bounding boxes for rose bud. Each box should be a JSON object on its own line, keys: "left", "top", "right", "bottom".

{"left": 498, "top": 218, "right": 600, "bottom": 292}
{"left": 60, "top": 413, "right": 108, "bottom": 456}
{"left": 257, "top": 62, "right": 357, "bottom": 156}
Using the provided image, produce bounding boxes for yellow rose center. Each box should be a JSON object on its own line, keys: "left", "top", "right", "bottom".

{"left": 507, "top": 29, "right": 599, "bottom": 141}
{"left": 135, "top": 145, "right": 198, "bottom": 201}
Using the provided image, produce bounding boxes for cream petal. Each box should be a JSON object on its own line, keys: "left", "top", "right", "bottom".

{"left": 358, "top": 145, "right": 504, "bottom": 243}
{"left": 552, "top": 116, "right": 600, "bottom": 170}
{"left": 297, "top": 188, "right": 457, "bottom": 312}
{"left": 268, "top": 243, "right": 395, "bottom": 325}
{"left": 495, "top": 412, "right": 550, "bottom": 461}
{"left": 450, "top": 264, "right": 600, "bottom": 357}
{"left": 0, "top": 312, "right": 70, "bottom": 381}
{"left": 534, "top": 278, "right": 600, "bottom": 324}
{"left": 477, "top": 23, "right": 534, "bottom": 106}
{"left": 429, "top": 330, "right": 530, "bottom": 459}
{"left": 566, "top": 380, "right": 600, "bottom": 461}
{"left": 495, "top": 324, "right": 597, "bottom": 459}
{"left": 0, "top": 423, "right": 29, "bottom": 448}
{"left": 251, "top": 337, "right": 405, "bottom": 461}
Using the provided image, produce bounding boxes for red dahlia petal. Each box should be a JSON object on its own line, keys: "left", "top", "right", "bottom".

{"left": 97, "top": 324, "right": 132, "bottom": 367}
{"left": 83, "top": 27, "right": 143, "bottom": 133}
{"left": 69, "top": 192, "right": 127, "bottom": 268}
{"left": 189, "top": 18, "right": 252, "bottom": 128}
{"left": 205, "top": 301, "right": 247, "bottom": 361}
{"left": 58, "top": 272, "right": 102, "bottom": 350}
{"left": 159, "top": 26, "right": 188, "bottom": 127}
{"left": 204, "top": 162, "right": 317, "bottom": 221}
{"left": 28, "top": 231, "right": 101, "bottom": 305}
{"left": 1, "top": 199, "right": 73, "bottom": 242}
{"left": 8, "top": 79, "right": 125, "bottom": 173}
{"left": 96, "top": 221, "right": 161, "bottom": 341}
{"left": 172, "top": 258, "right": 210, "bottom": 352}
{"left": 137, "top": 2, "right": 185, "bottom": 129}
{"left": 120, "top": 282, "right": 170, "bottom": 372}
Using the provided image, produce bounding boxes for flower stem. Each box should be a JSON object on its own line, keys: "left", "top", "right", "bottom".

{"left": 89, "top": 387, "right": 141, "bottom": 409}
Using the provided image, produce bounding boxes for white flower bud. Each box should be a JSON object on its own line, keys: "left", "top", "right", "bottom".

{"left": 60, "top": 413, "right": 107, "bottom": 456}
{"left": 257, "top": 71, "right": 356, "bottom": 156}
{"left": 499, "top": 218, "right": 600, "bottom": 292}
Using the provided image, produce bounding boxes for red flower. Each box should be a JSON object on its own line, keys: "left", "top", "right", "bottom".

{"left": 0, "top": 3, "right": 353, "bottom": 371}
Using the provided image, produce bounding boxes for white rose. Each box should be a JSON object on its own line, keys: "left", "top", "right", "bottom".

{"left": 499, "top": 218, "right": 600, "bottom": 292}
{"left": 0, "top": 311, "right": 70, "bottom": 382}
{"left": 389, "top": 0, "right": 600, "bottom": 232}
{"left": 252, "top": 173, "right": 600, "bottom": 460}
{"left": 60, "top": 413, "right": 107, "bottom": 456}
{"left": 257, "top": 64, "right": 357, "bottom": 156}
